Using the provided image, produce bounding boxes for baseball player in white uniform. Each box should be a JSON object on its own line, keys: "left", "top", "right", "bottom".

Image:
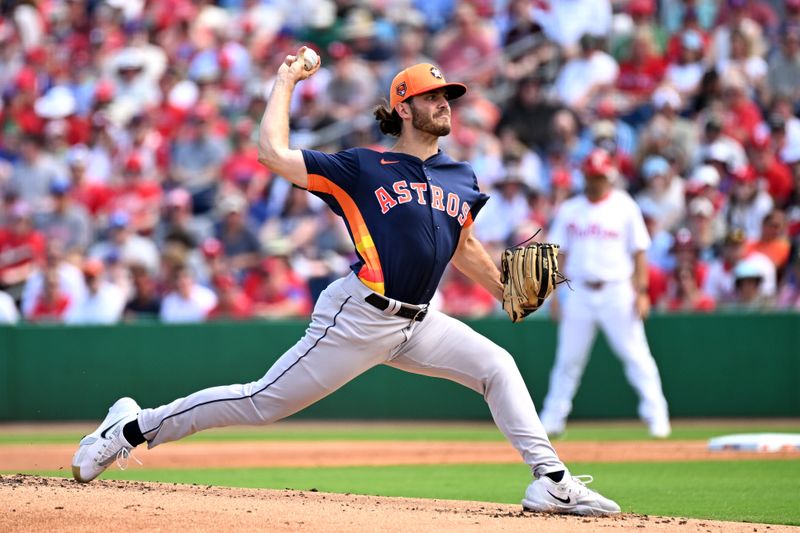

{"left": 70, "top": 51, "right": 620, "bottom": 516}
{"left": 540, "top": 149, "right": 671, "bottom": 439}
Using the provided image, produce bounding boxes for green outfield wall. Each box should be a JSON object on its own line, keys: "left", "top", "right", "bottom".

{"left": 0, "top": 313, "right": 798, "bottom": 421}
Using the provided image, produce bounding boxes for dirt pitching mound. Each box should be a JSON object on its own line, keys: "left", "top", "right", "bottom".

{"left": 0, "top": 475, "right": 792, "bottom": 533}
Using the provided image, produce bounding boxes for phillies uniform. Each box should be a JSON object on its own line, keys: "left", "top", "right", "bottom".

{"left": 540, "top": 189, "right": 671, "bottom": 437}
{"left": 131, "top": 146, "right": 566, "bottom": 478}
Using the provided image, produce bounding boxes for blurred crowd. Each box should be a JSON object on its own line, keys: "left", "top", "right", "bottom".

{"left": 2, "top": 0, "right": 800, "bottom": 325}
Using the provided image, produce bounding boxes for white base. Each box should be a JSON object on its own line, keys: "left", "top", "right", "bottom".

{"left": 707, "top": 433, "right": 800, "bottom": 453}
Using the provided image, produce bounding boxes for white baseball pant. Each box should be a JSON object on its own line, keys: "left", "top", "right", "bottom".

{"left": 137, "top": 273, "right": 565, "bottom": 478}
{"left": 540, "top": 280, "right": 669, "bottom": 432}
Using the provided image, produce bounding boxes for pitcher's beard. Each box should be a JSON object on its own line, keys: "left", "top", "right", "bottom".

{"left": 411, "top": 108, "right": 451, "bottom": 137}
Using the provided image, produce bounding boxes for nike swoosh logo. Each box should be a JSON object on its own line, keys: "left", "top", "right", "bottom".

{"left": 547, "top": 490, "right": 571, "bottom": 504}
{"left": 100, "top": 416, "right": 127, "bottom": 439}
{"left": 380, "top": 159, "right": 400, "bottom": 165}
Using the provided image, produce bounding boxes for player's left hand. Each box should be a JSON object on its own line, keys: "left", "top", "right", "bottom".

{"left": 635, "top": 292, "right": 651, "bottom": 319}
{"left": 501, "top": 241, "right": 563, "bottom": 323}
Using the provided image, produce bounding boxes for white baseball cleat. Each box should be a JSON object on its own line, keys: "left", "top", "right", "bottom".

{"left": 522, "top": 472, "right": 621, "bottom": 516}
{"left": 72, "top": 397, "right": 141, "bottom": 483}
{"left": 649, "top": 418, "right": 672, "bottom": 439}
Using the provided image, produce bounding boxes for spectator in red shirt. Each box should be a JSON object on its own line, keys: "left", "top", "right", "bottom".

{"left": 125, "top": 114, "right": 166, "bottom": 180}
{"left": 27, "top": 267, "right": 70, "bottom": 323}
{"left": 243, "top": 256, "right": 312, "bottom": 318}
{"left": 749, "top": 125, "right": 794, "bottom": 206}
{"left": 107, "top": 154, "right": 163, "bottom": 234}
{"left": 665, "top": 8, "right": 710, "bottom": 63}
{"left": 440, "top": 267, "right": 497, "bottom": 318}
{"left": 0, "top": 202, "right": 47, "bottom": 296}
{"left": 720, "top": 71, "right": 763, "bottom": 146}
{"left": 66, "top": 145, "right": 114, "bottom": 217}
{"left": 433, "top": 3, "right": 499, "bottom": 85}
{"left": 669, "top": 227, "right": 709, "bottom": 288}
{"left": 6, "top": 68, "right": 45, "bottom": 137}
{"left": 616, "top": 26, "right": 666, "bottom": 119}
{"left": 220, "top": 117, "right": 269, "bottom": 202}
{"left": 647, "top": 262, "right": 669, "bottom": 308}
{"left": 207, "top": 273, "right": 254, "bottom": 321}
{"left": 661, "top": 265, "right": 716, "bottom": 313}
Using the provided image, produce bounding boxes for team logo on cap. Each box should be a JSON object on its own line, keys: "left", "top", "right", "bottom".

{"left": 430, "top": 67, "right": 443, "bottom": 79}
{"left": 396, "top": 81, "right": 407, "bottom": 97}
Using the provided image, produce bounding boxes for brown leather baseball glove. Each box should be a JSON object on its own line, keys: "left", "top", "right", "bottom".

{"left": 501, "top": 242, "right": 563, "bottom": 323}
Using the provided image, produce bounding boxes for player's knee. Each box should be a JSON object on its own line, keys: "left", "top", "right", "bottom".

{"left": 486, "top": 348, "right": 520, "bottom": 384}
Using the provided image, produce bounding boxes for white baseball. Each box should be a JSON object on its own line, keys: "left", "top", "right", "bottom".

{"left": 302, "top": 48, "right": 319, "bottom": 71}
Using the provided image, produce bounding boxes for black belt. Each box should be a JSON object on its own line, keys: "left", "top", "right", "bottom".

{"left": 584, "top": 281, "right": 605, "bottom": 290}
{"left": 365, "top": 293, "right": 428, "bottom": 322}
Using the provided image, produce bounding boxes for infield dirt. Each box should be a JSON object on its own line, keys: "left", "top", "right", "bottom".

{"left": 3, "top": 422, "right": 799, "bottom": 531}
{"left": 0, "top": 441, "right": 800, "bottom": 533}
{"left": 2, "top": 474, "right": 797, "bottom": 533}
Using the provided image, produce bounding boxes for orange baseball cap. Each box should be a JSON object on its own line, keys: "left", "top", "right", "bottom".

{"left": 389, "top": 63, "right": 467, "bottom": 109}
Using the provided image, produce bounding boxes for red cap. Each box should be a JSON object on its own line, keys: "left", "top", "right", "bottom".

{"left": 193, "top": 102, "right": 216, "bottom": 121}
{"left": 25, "top": 46, "right": 47, "bottom": 65}
{"left": 596, "top": 98, "right": 617, "bottom": 119}
{"left": 750, "top": 132, "right": 770, "bottom": 150}
{"left": 389, "top": 63, "right": 467, "bottom": 109}
{"left": 582, "top": 148, "right": 616, "bottom": 179}
{"left": 124, "top": 154, "right": 143, "bottom": 173}
{"left": 15, "top": 68, "right": 38, "bottom": 93}
{"left": 629, "top": 0, "right": 655, "bottom": 16}
{"left": 260, "top": 256, "right": 284, "bottom": 274}
{"left": 328, "top": 41, "right": 352, "bottom": 60}
{"left": 201, "top": 237, "right": 223, "bottom": 258}
{"left": 95, "top": 80, "right": 115, "bottom": 102}
{"left": 733, "top": 165, "right": 757, "bottom": 183}
{"left": 218, "top": 48, "right": 233, "bottom": 70}
{"left": 551, "top": 168, "right": 572, "bottom": 189}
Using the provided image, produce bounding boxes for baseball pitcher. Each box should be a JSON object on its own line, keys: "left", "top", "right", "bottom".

{"left": 71, "top": 49, "right": 619, "bottom": 516}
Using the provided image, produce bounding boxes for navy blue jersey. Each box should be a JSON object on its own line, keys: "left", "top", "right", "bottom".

{"left": 302, "top": 147, "right": 488, "bottom": 304}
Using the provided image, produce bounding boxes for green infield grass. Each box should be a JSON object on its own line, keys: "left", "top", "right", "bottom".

{"left": 9, "top": 460, "right": 800, "bottom": 526}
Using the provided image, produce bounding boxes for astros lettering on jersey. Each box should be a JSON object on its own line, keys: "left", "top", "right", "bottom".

{"left": 303, "top": 147, "right": 489, "bottom": 304}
